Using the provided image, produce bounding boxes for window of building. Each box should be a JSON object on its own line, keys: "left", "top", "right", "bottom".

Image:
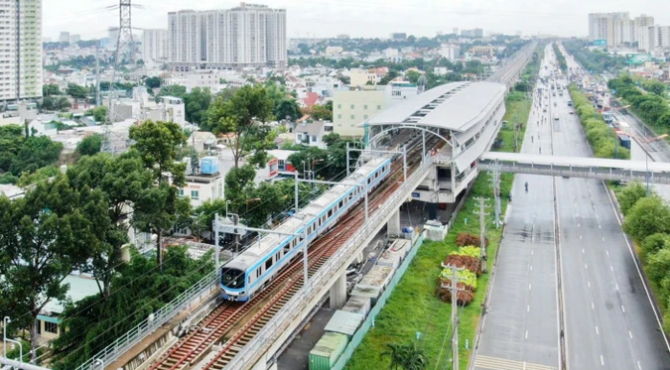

{"left": 178, "top": 189, "right": 184, "bottom": 197}
{"left": 312, "top": 135, "right": 317, "bottom": 142}
{"left": 350, "top": 104, "right": 355, "bottom": 109}
{"left": 364, "top": 105, "right": 368, "bottom": 110}
{"left": 364, "top": 115, "right": 369, "bottom": 119}
{"left": 377, "top": 105, "right": 382, "bottom": 110}
{"left": 337, "top": 104, "right": 342, "bottom": 109}
{"left": 350, "top": 115, "right": 355, "bottom": 119}
{"left": 44, "top": 321, "right": 58, "bottom": 334}
{"left": 337, "top": 114, "right": 342, "bottom": 119}
{"left": 191, "top": 190, "right": 199, "bottom": 200}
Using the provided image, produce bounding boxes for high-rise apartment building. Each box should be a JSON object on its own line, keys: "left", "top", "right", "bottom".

{"left": 0, "top": 0, "right": 42, "bottom": 102}
{"left": 168, "top": 3, "right": 287, "bottom": 70}
{"left": 588, "top": 12, "right": 661, "bottom": 50}
{"left": 142, "top": 29, "right": 168, "bottom": 64}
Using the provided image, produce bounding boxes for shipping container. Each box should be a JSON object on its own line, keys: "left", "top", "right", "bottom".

{"left": 342, "top": 295, "right": 371, "bottom": 316}
{"left": 351, "top": 285, "right": 381, "bottom": 305}
{"left": 359, "top": 265, "right": 394, "bottom": 291}
{"left": 325, "top": 310, "right": 365, "bottom": 338}
{"left": 309, "top": 332, "right": 349, "bottom": 370}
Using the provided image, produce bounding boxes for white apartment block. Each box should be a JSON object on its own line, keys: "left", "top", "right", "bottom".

{"left": 0, "top": 0, "right": 42, "bottom": 102}
{"left": 142, "top": 29, "right": 168, "bottom": 64}
{"left": 588, "top": 12, "right": 662, "bottom": 51}
{"left": 333, "top": 82, "right": 418, "bottom": 138}
{"left": 168, "top": 3, "right": 287, "bottom": 70}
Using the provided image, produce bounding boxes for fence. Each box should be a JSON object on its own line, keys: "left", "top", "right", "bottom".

{"left": 76, "top": 270, "right": 218, "bottom": 370}
{"left": 224, "top": 159, "right": 434, "bottom": 370}
{"left": 332, "top": 232, "right": 425, "bottom": 370}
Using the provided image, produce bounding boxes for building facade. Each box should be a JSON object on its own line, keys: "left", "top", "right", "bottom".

{"left": 333, "top": 82, "right": 418, "bottom": 138}
{"left": 0, "top": 0, "right": 42, "bottom": 102}
{"left": 142, "top": 29, "right": 168, "bottom": 64}
{"left": 168, "top": 3, "right": 287, "bottom": 70}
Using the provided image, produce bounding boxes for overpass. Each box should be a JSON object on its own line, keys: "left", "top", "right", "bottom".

{"left": 479, "top": 152, "right": 670, "bottom": 184}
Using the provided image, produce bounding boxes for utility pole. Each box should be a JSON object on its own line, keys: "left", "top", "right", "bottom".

{"left": 474, "top": 197, "right": 490, "bottom": 273}
{"left": 489, "top": 169, "right": 502, "bottom": 229}
{"left": 446, "top": 265, "right": 465, "bottom": 370}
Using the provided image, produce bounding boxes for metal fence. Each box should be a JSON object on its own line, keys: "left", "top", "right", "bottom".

{"left": 225, "top": 159, "right": 434, "bottom": 370}
{"left": 76, "top": 270, "right": 218, "bottom": 370}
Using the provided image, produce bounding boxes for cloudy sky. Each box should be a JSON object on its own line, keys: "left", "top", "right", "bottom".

{"left": 43, "top": 0, "right": 670, "bottom": 41}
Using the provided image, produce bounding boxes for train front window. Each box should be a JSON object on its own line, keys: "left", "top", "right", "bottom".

{"left": 221, "top": 268, "right": 245, "bottom": 289}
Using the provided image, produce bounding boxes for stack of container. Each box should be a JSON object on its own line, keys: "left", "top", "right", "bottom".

{"left": 341, "top": 295, "right": 371, "bottom": 316}
{"left": 377, "top": 239, "right": 411, "bottom": 268}
{"left": 325, "top": 310, "right": 365, "bottom": 339}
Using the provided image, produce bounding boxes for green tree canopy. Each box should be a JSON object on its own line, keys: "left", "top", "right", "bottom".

{"left": 76, "top": 134, "right": 103, "bottom": 156}
{"left": 66, "top": 83, "right": 88, "bottom": 99}
{"left": 624, "top": 196, "right": 670, "bottom": 242}
{"left": 618, "top": 182, "right": 649, "bottom": 215}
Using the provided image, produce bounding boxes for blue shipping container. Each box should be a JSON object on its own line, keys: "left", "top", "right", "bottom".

{"left": 200, "top": 157, "right": 219, "bottom": 174}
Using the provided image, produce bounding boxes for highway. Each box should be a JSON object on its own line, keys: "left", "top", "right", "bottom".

{"left": 556, "top": 44, "right": 670, "bottom": 370}
{"left": 474, "top": 43, "right": 559, "bottom": 370}
{"left": 475, "top": 43, "right": 670, "bottom": 370}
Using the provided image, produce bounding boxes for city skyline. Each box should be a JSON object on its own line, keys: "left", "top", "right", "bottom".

{"left": 43, "top": 0, "right": 670, "bottom": 41}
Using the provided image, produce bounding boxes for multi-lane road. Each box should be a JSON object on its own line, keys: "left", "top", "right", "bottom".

{"left": 474, "top": 43, "right": 670, "bottom": 370}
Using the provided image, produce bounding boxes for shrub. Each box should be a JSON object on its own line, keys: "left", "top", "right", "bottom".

{"left": 443, "top": 255, "right": 481, "bottom": 275}
{"left": 456, "top": 233, "right": 489, "bottom": 247}
{"left": 642, "top": 233, "right": 670, "bottom": 257}
{"left": 451, "top": 246, "right": 481, "bottom": 259}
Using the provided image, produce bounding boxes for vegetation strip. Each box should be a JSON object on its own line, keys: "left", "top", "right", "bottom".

{"left": 344, "top": 52, "right": 538, "bottom": 370}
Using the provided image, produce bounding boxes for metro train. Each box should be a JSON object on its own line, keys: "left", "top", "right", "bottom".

{"left": 220, "top": 156, "right": 393, "bottom": 302}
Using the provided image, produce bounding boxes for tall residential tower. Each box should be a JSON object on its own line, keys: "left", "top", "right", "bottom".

{"left": 168, "top": 3, "right": 287, "bottom": 70}
{"left": 0, "top": 0, "right": 42, "bottom": 102}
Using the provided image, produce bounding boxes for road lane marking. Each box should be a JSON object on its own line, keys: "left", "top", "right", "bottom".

{"left": 473, "top": 355, "right": 558, "bottom": 370}
{"left": 578, "top": 223, "right": 580, "bottom": 228}
{"left": 616, "top": 283, "right": 619, "bottom": 291}
{"left": 528, "top": 305, "right": 530, "bottom": 312}
{"left": 582, "top": 249, "right": 585, "bottom": 254}
{"left": 610, "top": 265, "right": 614, "bottom": 272}
{"left": 622, "top": 305, "right": 626, "bottom": 313}
{"left": 629, "top": 331, "right": 633, "bottom": 339}
{"left": 599, "top": 224, "right": 602, "bottom": 229}
{"left": 638, "top": 361, "right": 642, "bottom": 370}
{"left": 530, "top": 265, "right": 533, "bottom": 272}
{"left": 601, "top": 355, "right": 605, "bottom": 366}
{"left": 531, "top": 250, "right": 534, "bottom": 255}
{"left": 585, "top": 263, "right": 588, "bottom": 269}
{"left": 602, "top": 237, "right": 606, "bottom": 242}
{"left": 595, "top": 326, "right": 599, "bottom": 335}
{"left": 580, "top": 235, "right": 582, "bottom": 240}
{"left": 529, "top": 284, "right": 532, "bottom": 291}
{"left": 588, "top": 281, "right": 591, "bottom": 288}
{"left": 605, "top": 250, "right": 609, "bottom": 256}
{"left": 525, "top": 330, "right": 528, "bottom": 339}
{"left": 591, "top": 302, "right": 595, "bottom": 310}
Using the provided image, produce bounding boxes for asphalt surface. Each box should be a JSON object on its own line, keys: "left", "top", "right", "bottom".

{"left": 556, "top": 45, "right": 670, "bottom": 370}
{"left": 474, "top": 44, "right": 560, "bottom": 370}
{"left": 475, "top": 43, "right": 670, "bottom": 370}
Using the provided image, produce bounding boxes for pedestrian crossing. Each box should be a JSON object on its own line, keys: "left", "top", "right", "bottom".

{"left": 474, "top": 355, "right": 557, "bottom": 370}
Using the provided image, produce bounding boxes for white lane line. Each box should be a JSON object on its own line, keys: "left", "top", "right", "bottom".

{"left": 527, "top": 305, "right": 530, "bottom": 312}
{"left": 596, "top": 326, "right": 599, "bottom": 335}
{"left": 622, "top": 305, "right": 626, "bottom": 313}
{"left": 580, "top": 235, "right": 583, "bottom": 240}
{"left": 602, "top": 236, "right": 606, "bottom": 242}
{"left": 629, "top": 330, "right": 634, "bottom": 339}
{"left": 529, "top": 284, "right": 532, "bottom": 291}
{"left": 585, "top": 263, "right": 588, "bottom": 269}
{"left": 599, "top": 224, "right": 602, "bottom": 229}
{"left": 616, "top": 283, "right": 620, "bottom": 291}
{"left": 601, "top": 355, "right": 605, "bottom": 366}
{"left": 582, "top": 249, "right": 585, "bottom": 254}
{"left": 591, "top": 302, "right": 595, "bottom": 310}
{"left": 596, "top": 213, "right": 599, "bottom": 219}
{"left": 530, "top": 265, "right": 533, "bottom": 272}
{"left": 638, "top": 360, "right": 642, "bottom": 370}
{"left": 578, "top": 223, "right": 581, "bottom": 228}
{"left": 588, "top": 281, "right": 591, "bottom": 288}
{"left": 531, "top": 250, "right": 534, "bottom": 255}
{"left": 525, "top": 330, "right": 528, "bottom": 339}
{"left": 606, "top": 250, "right": 609, "bottom": 256}
{"left": 610, "top": 265, "right": 614, "bottom": 272}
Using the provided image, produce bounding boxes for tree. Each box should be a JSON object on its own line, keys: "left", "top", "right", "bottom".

{"left": 66, "top": 83, "right": 88, "bottom": 99}
{"left": 618, "top": 182, "right": 648, "bottom": 215}
{"left": 643, "top": 80, "right": 666, "bottom": 97}
{"left": 207, "top": 85, "right": 274, "bottom": 168}
{"left": 86, "top": 105, "right": 108, "bottom": 122}
{"left": 56, "top": 97, "right": 72, "bottom": 111}
{"left": 129, "top": 121, "right": 189, "bottom": 266}
{"left": 310, "top": 104, "right": 333, "bottom": 121}
{"left": 0, "top": 177, "right": 92, "bottom": 361}
{"left": 658, "top": 113, "right": 670, "bottom": 127}
{"left": 647, "top": 246, "right": 670, "bottom": 283}
{"left": 43, "top": 83, "right": 61, "bottom": 97}
{"left": 380, "top": 70, "right": 400, "bottom": 85}
{"left": 76, "top": 134, "right": 103, "bottom": 156}
{"left": 624, "top": 196, "right": 670, "bottom": 242}
{"left": 275, "top": 98, "right": 301, "bottom": 121}
{"left": 10, "top": 136, "right": 63, "bottom": 176}
{"left": 145, "top": 76, "right": 163, "bottom": 89}
{"left": 156, "top": 84, "right": 187, "bottom": 101}
{"left": 405, "top": 70, "right": 421, "bottom": 84}
{"left": 642, "top": 233, "right": 670, "bottom": 257}
{"left": 184, "top": 87, "right": 212, "bottom": 125}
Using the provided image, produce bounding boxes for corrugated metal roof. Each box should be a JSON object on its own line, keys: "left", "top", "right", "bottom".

{"left": 310, "top": 332, "right": 349, "bottom": 358}
{"left": 367, "top": 82, "right": 506, "bottom": 133}
{"left": 325, "top": 310, "right": 365, "bottom": 336}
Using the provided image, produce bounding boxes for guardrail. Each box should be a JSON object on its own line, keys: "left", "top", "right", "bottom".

{"left": 76, "top": 270, "right": 218, "bottom": 370}
{"left": 479, "top": 160, "right": 670, "bottom": 184}
{"left": 224, "top": 158, "right": 434, "bottom": 370}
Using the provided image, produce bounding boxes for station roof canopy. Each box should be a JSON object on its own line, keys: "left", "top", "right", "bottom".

{"left": 366, "top": 81, "right": 506, "bottom": 133}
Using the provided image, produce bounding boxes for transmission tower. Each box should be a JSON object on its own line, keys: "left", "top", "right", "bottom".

{"left": 102, "top": 0, "right": 138, "bottom": 154}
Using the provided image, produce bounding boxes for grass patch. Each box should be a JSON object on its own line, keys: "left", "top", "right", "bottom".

{"left": 345, "top": 71, "right": 536, "bottom": 370}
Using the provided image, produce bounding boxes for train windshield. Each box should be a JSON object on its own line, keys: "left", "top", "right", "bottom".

{"left": 220, "top": 267, "right": 245, "bottom": 289}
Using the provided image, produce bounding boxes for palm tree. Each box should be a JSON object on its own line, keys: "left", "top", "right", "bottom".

{"left": 382, "top": 341, "right": 427, "bottom": 370}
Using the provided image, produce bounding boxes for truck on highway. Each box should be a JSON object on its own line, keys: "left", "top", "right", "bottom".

{"left": 554, "top": 114, "right": 559, "bottom": 121}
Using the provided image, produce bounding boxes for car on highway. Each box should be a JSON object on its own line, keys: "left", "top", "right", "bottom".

{"left": 554, "top": 114, "right": 559, "bottom": 120}
{"left": 569, "top": 111, "right": 574, "bottom": 114}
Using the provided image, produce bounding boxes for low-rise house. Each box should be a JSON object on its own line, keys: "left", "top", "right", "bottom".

{"left": 294, "top": 120, "right": 333, "bottom": 149}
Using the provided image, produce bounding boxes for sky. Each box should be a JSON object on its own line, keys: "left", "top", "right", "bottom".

{"left": 43, "top": 0, "right": 670, "bottom": 41}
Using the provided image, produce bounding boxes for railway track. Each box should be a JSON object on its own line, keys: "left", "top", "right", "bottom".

{"left": 147, "top": 136, "right": 435, "bottom": 370}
